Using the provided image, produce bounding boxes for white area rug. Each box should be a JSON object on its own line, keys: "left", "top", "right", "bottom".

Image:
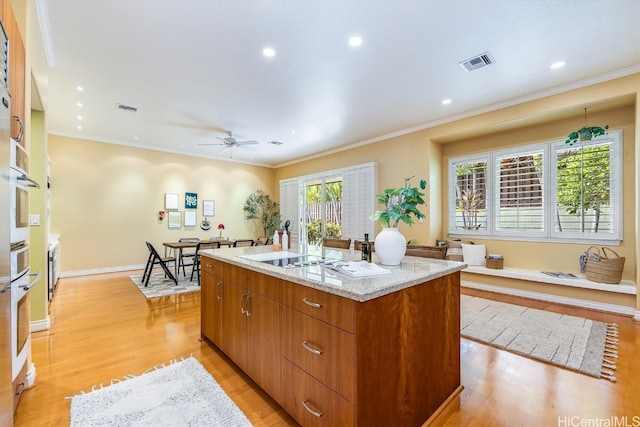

{"left": 461, "top": 295, "right": 619, "bottom": 381}
{"left": 70, "top": 357, "right": 251, "bottom": 426}
{"left": 130, "top": 270, "right": 201, "bottom": 299}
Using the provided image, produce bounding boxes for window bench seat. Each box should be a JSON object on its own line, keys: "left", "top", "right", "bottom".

{"left": 461, "top": 265, "right": 638, "bottom": 317}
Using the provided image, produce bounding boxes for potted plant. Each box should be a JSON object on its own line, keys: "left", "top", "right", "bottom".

{"left": 370, "top": 175, "right": 427, "bottom": 265}
{"left": 243, "top": 190, "right": 281, "bottom": 239}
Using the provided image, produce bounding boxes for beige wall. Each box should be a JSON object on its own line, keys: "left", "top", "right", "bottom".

{"left": 48, "top": 135, "right": 276, "bottom": 273}
{"left": 276, "top": 74, "right": 639, "bottom": 311}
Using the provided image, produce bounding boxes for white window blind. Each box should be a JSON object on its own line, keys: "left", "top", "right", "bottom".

{"left": 551, "top": 133, "right": 621, "bottom": 240}
{"left": 448, "top": 130, "right": 622, "bottom": 243}
{"left": 449, "top": 157, "right": 488, "bottom": 233}
{"left": 494, "top": 148, "right": 545, "bottom": 236}
{"left": 279, "top": 178, "right": 301, "bottom": 248}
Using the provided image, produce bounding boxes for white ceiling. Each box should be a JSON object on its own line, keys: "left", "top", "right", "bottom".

{"left": 37, "top": 0, "right": 640, "bottom": 167}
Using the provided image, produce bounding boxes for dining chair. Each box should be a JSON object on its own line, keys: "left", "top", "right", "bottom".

{"left": 233, "top": 239, "right": 254, "bottom": 247}
{"left": 178, "top": 237, "right": 200, "bottom": 277}
{"left": 143, "top": 241, "right": 177, "bottom": 286}
{"left": 404, "top": 245, "right": 447, "bottom": 259}
{"left": 354, "top": 240, "right": 375, "bottom": 252}
{"left": 255, "top": 236, "right": 271, "bottom": 245}
{"left": 322, "top": 238, "right": 352, "bottom": 249}
{"left": 190, "top": 241, "right": 221, "bottom": 283}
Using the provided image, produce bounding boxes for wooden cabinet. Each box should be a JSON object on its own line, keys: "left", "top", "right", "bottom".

{"left": 200, "top": 258, "right": 223, "bottom": 345}
{"left": 202, "top": 261, "right": 282, "bottom": 404}
{"left": 201, "top": 254, "right": 461, "bottom": 427}
{"left": 2, "top": 1, "right": 25, "bottom": 146}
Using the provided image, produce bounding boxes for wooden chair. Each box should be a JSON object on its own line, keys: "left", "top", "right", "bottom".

{"left": 143, "top": 242, "right": 177, "bottom": 286}
{"left": 354, "top": 240, "right": 375, "bottom": 252}
{"left": 404, "top": 245, "right": 447, "bottom": 259}
{"left": 233, "top": 239, "right": 254, "bottom": 247}
{"left": 178, "top": 237, "right": 199, "bottom": 277}
{"left": 322, "top": 238, "right": 351, "bottom": 249}
{"left": 255, "top": 236, "right": 271, "bottom": 245}
{"left": 190, "top": 241, "right": 221, "bottom": 283}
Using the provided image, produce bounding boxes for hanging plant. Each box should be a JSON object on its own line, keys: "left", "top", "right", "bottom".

{"left": 565, "top": 108, "right": 609, "bottom": 146}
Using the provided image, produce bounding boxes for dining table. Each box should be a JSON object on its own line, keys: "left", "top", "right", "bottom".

{"left": 163, "top": 239, "right": 236, "bottom": 279}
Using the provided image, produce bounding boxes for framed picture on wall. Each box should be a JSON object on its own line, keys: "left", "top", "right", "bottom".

{"left": 185, "top": 192, "right": 198, "bottom": 209}
{"left": 165, "top": 193, "right": 179, "bottom": 210}
{"left": 203, "top": 200, "right": 215, "bottom": 217}
{"left": 168, "top": 211, "right": 181, "bottom": 229}
{"left": 184, "top": 211, "right": 197, "bottom": 227}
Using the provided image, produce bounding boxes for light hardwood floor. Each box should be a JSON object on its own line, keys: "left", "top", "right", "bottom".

{"left": 14, "top": 271, "right": 640, "bottom": 426}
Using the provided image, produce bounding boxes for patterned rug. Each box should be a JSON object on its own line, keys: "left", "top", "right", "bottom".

{"left": 461, "top": 295, "right": 619, "bottom": 381}
{"left": 69, "top": 357, "right": 251, "bottom": 426}
{"left": 129, "top": 269, "right": 201, "bottom": 299}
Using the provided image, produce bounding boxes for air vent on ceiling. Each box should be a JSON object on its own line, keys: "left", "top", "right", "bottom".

{"left": 269, "top": 140, "right": 283, "bottom": 145}
{"left": 115, "top": 103, "right": 138, "bottom": 113}
{"left": 459, "top": 52, "right": 495, "bottom": 72}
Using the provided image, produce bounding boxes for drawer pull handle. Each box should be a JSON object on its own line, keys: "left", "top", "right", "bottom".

{"left": 240, "top": 294, "right": 247, "bottom": 314}
{"left": 302, "top": 399, "right": 324, "bottom": 418}
{"left": 302, "top": 341, "right": 323, "bottom": 355}
{"left": 302, "top": 298, "right": 322, "bottom": 308}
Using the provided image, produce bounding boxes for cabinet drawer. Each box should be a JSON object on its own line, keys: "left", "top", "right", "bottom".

{"left": 282, "top": 307, "right": 354, "bottom": 402}
{"left": 201, "top": 257, "right": 224, "bottom": 278}
{"left": 283, "top": 359, "right": 353, "bottom": 427}
{"left": 226, "top": 264, "right": 280, "bottom": 301}
{"left": 282, "top": 281, "right": 354, "bottom": 332}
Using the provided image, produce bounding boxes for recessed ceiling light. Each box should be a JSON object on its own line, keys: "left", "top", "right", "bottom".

{"left": 290, "top": 130, "right": 296, "bottom": 135}
{"left": 76, "top": 125, "right": 82, "bottom": 130}
{"left": 349, "top": 36, "right": 362, "bottom": 47}
{"left": 550, "top": 61, "right": 565, "bottom": 70}
{"left": 76, "top": 102, "right": 83, "bottom": 107}
{"left": 76, "top": 85, "right": 84, "bottom": 91}
{"left": 76, "top": 115, "right": 83, "bottom": 120}
{"left": 262, "top": 47, "right": 276, "bottom": 57}
{"left": 133, "top": 136, "right": 139, "bottom": 140}
{"left": 442, "top": 98, "right": 452, "bottom": 105}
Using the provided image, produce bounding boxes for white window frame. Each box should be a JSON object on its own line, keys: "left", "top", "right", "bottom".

{"left": 448, "top": 130, "right": 623, "bottom": 244}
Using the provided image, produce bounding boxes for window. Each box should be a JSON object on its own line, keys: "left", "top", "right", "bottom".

{"left": 280, "top": 162, "right": 378, "bottom": 249}
{"left": 448, "top": 131, "right": 622, "bottom": 243}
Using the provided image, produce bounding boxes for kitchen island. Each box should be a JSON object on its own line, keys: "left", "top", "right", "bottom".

{"left": 199, "top": 245, "right": 466, "bottom": 427}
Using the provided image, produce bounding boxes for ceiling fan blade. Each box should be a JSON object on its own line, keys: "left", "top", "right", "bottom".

{"left": 236, "top": 140, "right": 258, "bottom": 146}
{"left": 198, "top": 143, "right": 224, "bottom": 146}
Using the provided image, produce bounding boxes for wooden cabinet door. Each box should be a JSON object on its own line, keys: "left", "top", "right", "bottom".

{"left": 245, "top": 291, "right": 282, "bottom": 404}
{"left": 200, "top": 270, "right": 223, "bottom": 346}
{"left": 3, "top": 2, "right": 24, "bottom": 145}
{"left": 221, "top": 281, "right": 247, "bottom": 371}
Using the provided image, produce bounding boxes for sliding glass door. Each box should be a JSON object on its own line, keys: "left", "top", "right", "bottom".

{"left": 303, "top": 175, "right": 343, "bottom": 248}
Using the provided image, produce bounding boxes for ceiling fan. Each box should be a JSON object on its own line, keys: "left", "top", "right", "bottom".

{"left": 198, "top": 131, "right": 259, "bottom": 157}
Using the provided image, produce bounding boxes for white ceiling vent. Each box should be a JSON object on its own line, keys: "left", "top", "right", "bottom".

{"left": 460, "top": 52, "right": 495, "bottom": 72}
{"left": 115, "top": 103, "right": 138, "bottom": 113}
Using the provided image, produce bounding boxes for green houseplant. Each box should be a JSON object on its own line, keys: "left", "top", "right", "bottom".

{"left": 370, "top": 176, "right": 427, "bottom": 265}
{"left": 370, "top": 175, "right": 427, "bottom": 227}
{"left": 243, "top": 190, "right": 281, "bottom": 238}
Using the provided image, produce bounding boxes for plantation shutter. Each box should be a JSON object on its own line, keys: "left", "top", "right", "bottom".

{"left": 279, "top": 178, "right": 301, "bottom": 249}
{"left": 552, "top": 136, "right": 621, "bottom": 239}
{"left": 340, "top": 163, "right": 377, "bottom": 241}
{"left": 493, "top": 148, "right": 545, "bottom": 236}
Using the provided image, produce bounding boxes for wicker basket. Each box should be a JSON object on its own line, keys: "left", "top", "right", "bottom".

{"left": 485, "top": 257, "right": 503, "bottom": 269}
{"left": 585, "top": 246, "right": 625, "bottom": 284}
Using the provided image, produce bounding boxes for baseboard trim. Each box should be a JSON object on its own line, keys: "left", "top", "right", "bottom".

{"left": 634, "top": 310, "right": 640, "bottom": 321}
{"left": 30, "top": 316, "right": 51, "bottom": 332}
{"left": 462, "top": 280, "right": 636, "bottom": 317}
{"left": 60, "top": 264, "right": 145, "bottom": 278}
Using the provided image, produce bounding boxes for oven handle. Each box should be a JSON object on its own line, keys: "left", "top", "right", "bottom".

{"left": 21, "top": 271, "right": 41, "bottom": 291}
{"left": 17, "top": 173, "right": 40, "bottom": 189}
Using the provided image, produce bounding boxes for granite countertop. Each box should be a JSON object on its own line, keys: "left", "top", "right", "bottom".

{"left": 200, "top": 245, "right": 466, "bottom": 302}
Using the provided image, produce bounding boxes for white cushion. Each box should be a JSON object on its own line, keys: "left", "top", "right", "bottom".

{"left": 461, "top": 243, "right": 486, "bottom": 266}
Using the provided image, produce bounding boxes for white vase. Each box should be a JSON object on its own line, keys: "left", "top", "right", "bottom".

{"left": 374, "top": 227, "right": 406, "bottom": 266}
